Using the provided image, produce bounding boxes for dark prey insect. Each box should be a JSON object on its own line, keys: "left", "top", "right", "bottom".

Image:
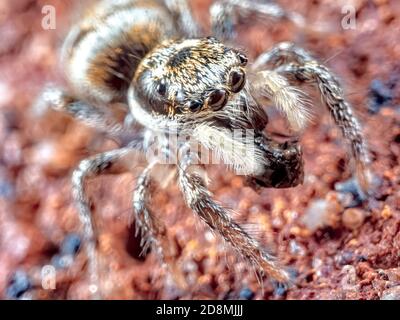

{"left": 40, "top": 0, "right": 371, "bottom": 297}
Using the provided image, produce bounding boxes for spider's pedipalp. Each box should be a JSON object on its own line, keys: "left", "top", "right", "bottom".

{"left": 177, "top": 149, "right": 291, "bottom": 283}
{"left": 39, "top": 86, "right": 130, "bottom": 137}
{"left": 250, "top": 70, "right": 312, "bottom": 132}
{"left": 210, "top": 0, "right": 308, "bottom": 42}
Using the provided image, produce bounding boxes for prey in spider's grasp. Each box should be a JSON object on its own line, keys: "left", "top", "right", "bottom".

{"left": 40, "top": 0, "right": 371, "bottom": 295}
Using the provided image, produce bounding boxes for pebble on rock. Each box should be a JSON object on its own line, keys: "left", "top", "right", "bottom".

{"left": 342, "top": 208, "right": 365, "bottom": 230}
{"left": 6, "top": 270, "right": 31, "bottom": 299}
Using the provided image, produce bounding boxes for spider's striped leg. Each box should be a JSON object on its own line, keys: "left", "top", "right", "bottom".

{"left": 132, "top": 161, "right": 167, "bottom": 259}
{"left": 177, "top": 147, "right": 291, "bottom": 283}
{"left": 210, "top": 0, "right": 304, "bottom": 41}
{"left": 38, "top": 86, "right": 129, "bottom": 137}
{"left": 164, "top": 0, "right": 201, "bottom": 37}
{"left": 254, "top": 42, "right": 371, "bottom": 194}
{"left": 72, "top": 147, "right": 141, "bottom": 298}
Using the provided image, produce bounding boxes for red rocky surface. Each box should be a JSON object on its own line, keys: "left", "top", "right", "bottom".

{"left": 0, "top": 0, "right": 399, "bottom": 300}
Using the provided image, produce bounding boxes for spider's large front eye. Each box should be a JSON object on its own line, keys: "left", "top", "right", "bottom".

{"left": 188, "top": 100, "right": 202, "bottom": 112}
{"left": 207, "top": 89, "right": 227, "bottom": 111}
{"left": 156, "top": 81, "right": 167, "bottom": 97}
{"left": 229, "top": 70, "right": 246, "bottom": 93}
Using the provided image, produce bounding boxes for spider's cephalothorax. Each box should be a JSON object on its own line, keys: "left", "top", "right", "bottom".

{"left": 41, "top": 0, "right": 371, "bottom": 297}
{"left": 133, "top": 37, "right": 247, "bottom": 116}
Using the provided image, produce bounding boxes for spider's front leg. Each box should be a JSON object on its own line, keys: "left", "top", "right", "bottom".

{"left": 177, "top": 146, "right": 291, "bottom": 283}
{"left": 210, "top": 0, "right": 304, "bottom": 41}
{"left": 72, "top": 147, "right": 142, "bottom": 298}
{"left": 253, "top": 42, "right": 371, "bottom": 194}
{"left": 132, "top": 161, "right": 167, "bottom": 258}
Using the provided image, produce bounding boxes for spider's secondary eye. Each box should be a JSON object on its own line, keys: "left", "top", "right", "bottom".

{"left": 156, "top": 81, "right": 167, "bottom": 96}
{"left": 207, "top": 89, "right": 227, "bottom": 110}
{"left": 188, "top": 100, "right": 202, "bottom": 112}
{"left": 229, "top": 70, "right": 246, "bottom": 93}
{"left": 238, "top": 53, "right": 248, "bottom": 66}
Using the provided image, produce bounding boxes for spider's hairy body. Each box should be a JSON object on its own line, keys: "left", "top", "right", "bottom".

{"left": 40, "top": 0, "right": 371, "bottom": 297}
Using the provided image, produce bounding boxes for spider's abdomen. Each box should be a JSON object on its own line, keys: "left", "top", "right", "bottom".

{"left": 63, "top": 0, "right": 179, "bottom": 103}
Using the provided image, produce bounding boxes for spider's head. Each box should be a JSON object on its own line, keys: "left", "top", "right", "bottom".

{"left": 133, "top": 37, "right": 248, "bottom": 118}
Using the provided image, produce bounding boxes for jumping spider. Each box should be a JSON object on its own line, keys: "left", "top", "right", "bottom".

{"left": 41, "top": 0, "right": 370, "bottom": 296}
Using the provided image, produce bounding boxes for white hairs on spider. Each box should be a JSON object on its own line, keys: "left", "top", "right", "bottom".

{"left": 193, "top": 123, "right": 266, "bottom": 176}
{"left": 252, "top": 70, "right": 313, "bottom": 131}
